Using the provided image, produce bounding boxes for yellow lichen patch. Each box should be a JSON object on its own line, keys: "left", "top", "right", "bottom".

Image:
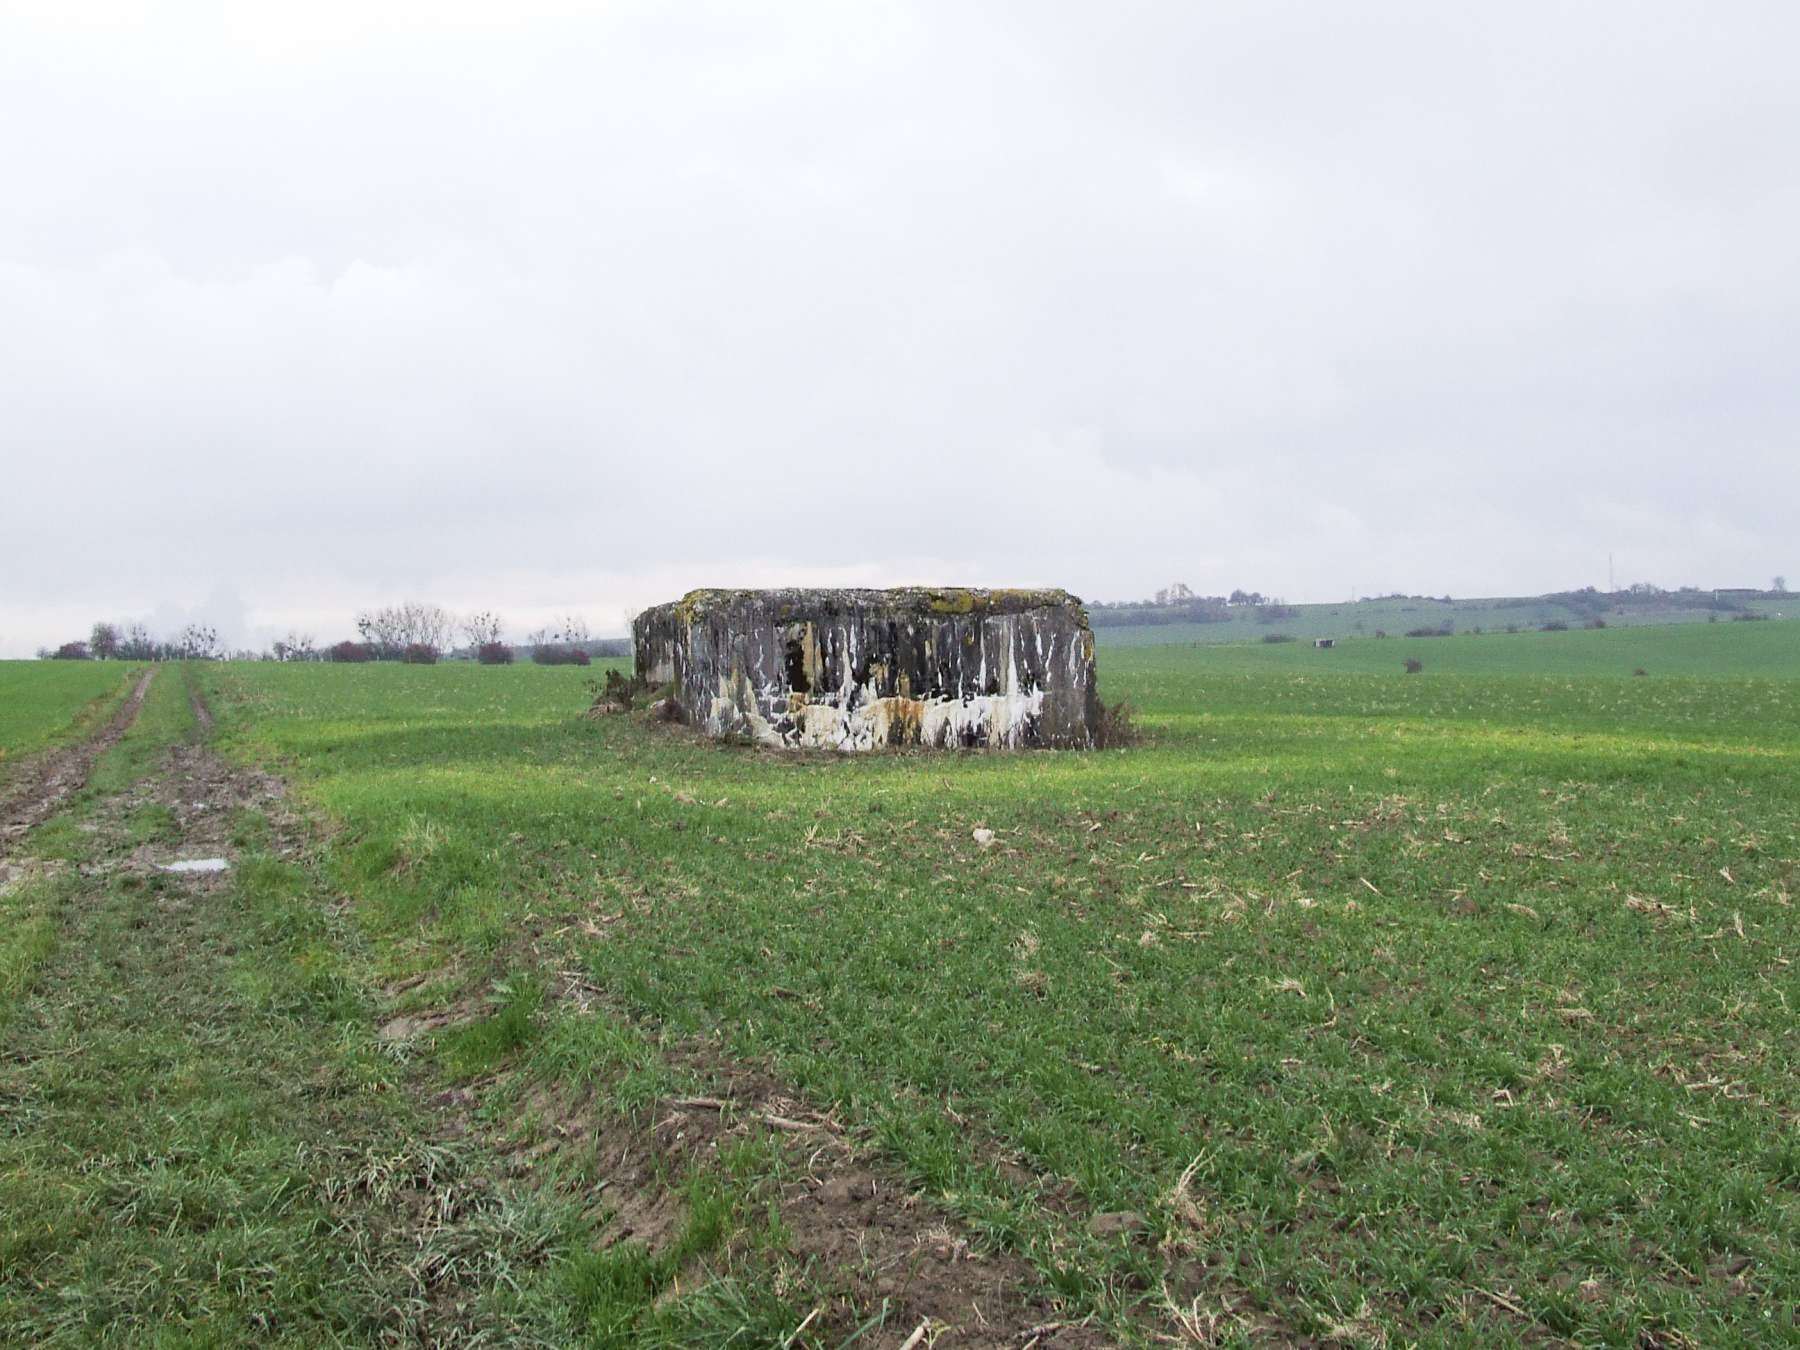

{"left": 864, "top": 696, "right": 925, "bottom": 747}
{"left": 801, "top": 624, "right": 822, "bottom": 690}
{"left": 923, "top": 588, "right": 979, "bottom": 614}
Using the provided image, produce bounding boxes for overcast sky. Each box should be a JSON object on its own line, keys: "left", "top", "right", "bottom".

{"left": 4, "top": 1, "right": 1797, "bottom": 655}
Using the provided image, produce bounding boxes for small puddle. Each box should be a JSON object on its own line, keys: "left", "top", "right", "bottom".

{"left": 159, "top": 857, "right": 230, "bottom": 874}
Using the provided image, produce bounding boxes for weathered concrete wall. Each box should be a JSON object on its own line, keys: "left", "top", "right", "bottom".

{"left": 633, "top": 588, "right": 1099, "bottom": 750}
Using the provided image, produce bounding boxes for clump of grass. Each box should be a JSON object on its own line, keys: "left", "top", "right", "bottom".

{"left": 584, "top": 668, "right": 650, "bottom": 716}
{"left": 560, "top": 1170, "right": 742, "bottom": 1344}
{"left": 1093, "top": 698, "right": 1140, "bottom": 747}
{"left": 440, "top": 976, "right": 545, "bottom": 1077}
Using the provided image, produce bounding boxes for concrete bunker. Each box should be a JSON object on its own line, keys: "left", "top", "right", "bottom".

{"left": 633, "top": 588, "right": 1100, "bottom": 751}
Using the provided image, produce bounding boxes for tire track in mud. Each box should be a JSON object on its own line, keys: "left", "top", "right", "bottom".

{"left": 0, "top": 668, "right": 155, "bottom": 859}
{"left": 0, "top": 681, "right": 510, "bottom": 1344}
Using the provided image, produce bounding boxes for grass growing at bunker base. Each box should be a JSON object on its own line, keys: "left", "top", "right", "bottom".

{"left": 199, "top": 623, "right": 1800, "bottom": 1344}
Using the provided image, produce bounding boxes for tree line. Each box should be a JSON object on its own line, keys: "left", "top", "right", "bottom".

{"left": 41, "top": 622, "right": 223, "bottom": 663}
{"left": 1089, "top": 583, "right": 1295, "bottom": 627}
{"left": 40, "top": 606, "right": 628, "bottom": 665}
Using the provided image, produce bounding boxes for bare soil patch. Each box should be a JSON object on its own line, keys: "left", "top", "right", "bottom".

{"left": 501, "top": 1037, "right": 1115, "bottom": 1348}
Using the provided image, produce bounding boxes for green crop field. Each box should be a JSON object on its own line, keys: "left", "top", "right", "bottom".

{"left": 1093, "top": 595, "right": 1792, "bottom": 649}
{"left": 1112, "top": 618, "right": 1800, "bottom": 680}
{"left": 4, "top": 623, "right": 1797, "bottom": 1345}
{"left": 0, "top": 660, "right": 143, "bottom": 771}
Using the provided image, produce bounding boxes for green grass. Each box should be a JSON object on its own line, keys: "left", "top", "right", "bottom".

{"left": 185, "top": 621, "right": 1800, "bottom": 1344}
{"left": 1095, "top": 595, "right": 1794, "bottom": 648}
{"left": 1103, "top": 615, "right": 1800, "bottom": 680}
{"left": 0, "top": 660, "right": 144, "bottom": 772}
{"left": 1, "top": 663, "right": 812, "bottom": 1346}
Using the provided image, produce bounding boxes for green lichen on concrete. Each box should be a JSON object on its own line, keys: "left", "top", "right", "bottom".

{"left": 673, "top": 587, "right": 1076, "bottom": 621}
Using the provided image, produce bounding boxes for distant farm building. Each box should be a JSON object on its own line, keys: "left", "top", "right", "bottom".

{"left": 1314, "top": 638, "right": 1335, "bottom": 649}
{"left": 632, "top": 588, "right": 1099, "bottom": 751}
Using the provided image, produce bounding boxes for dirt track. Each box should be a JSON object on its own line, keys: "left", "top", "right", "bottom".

{"left": 0, "top": 669, "right": 155, "bottom": 860}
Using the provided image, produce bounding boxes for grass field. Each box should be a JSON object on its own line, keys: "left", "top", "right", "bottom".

{"left": 1112, "top": 618, "right": 1800, "bottom": 681}
{"left": 0, "top": 660, "right": 143, "bottom": 770}
{"left": 1094, "top": 596, "right": 1792, "bottom": 648}
{"left": 171, "top": 621, "right": 1797, "bottom": 1344}
{"left": 4, "top": 622, "right": 1797, "bottom": 1344}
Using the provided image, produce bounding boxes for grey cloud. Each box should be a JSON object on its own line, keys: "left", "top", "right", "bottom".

{"left": 3, "top": 2, "right": 1796, "bottom": 654}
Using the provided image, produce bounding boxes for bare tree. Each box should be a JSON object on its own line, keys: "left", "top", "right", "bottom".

{"left": 527, "top": 620, "right": 591, "bottom": 665}
{"left": 462, "top": 610, "right": 505, "bottom": 648}
{"left": 400, "top": 601, "right": 453, "bottom": 651}
{"left": 357, "top": 601, "right": 452, "bottom": 659}
{"left": 273, "top": 631, "right": 316, "bottom": 662}
{"left": 173, "top": 624, "right": 221, "bottom": 660}
{"left": 117, "top": 622, "right": 156, "bottom": 661}
{"left": 356, "top": 607, "right": 404, "bottom": 659}
{"left": 89, "top": 622, "right": 119, "bottom": 660}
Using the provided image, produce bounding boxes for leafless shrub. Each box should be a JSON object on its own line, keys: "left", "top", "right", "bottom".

{"left": 461, "top": 610, "right": 505, "bottom": 649}
{"left": 173, "top": 623, "right": 221, "bottom": 660}
{"left": 358, "top": 602, "right": 453, "bottom": 660}
{"left": 1094, "top": 699, "right": 1141, "bottom": 748}
{"left": 273, "top": 631, "right": 316, "bottom": 661}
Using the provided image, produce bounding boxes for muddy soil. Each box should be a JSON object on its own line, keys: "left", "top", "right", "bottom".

{"left": 520, "top": 1046, "right": 1116, "bottom": 1348}
{"left": 0, "top": 669, "right": 155, "bottom": 859}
